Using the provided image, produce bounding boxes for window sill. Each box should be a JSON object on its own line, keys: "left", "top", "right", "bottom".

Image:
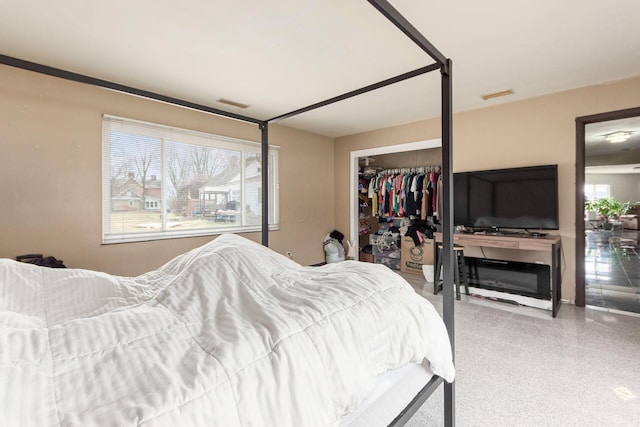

{"left": 102, "top": 224, "right": 280, "bottom": 245}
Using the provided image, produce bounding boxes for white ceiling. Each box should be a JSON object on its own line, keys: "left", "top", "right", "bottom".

{"left": 1, "top": 0, "right": 639, "bottom": 137}
{"left": 585, "top": 116, "right": 640, "bottom": 174}
{"left": 585, "top": 116, "right": 640, "bottom": 156}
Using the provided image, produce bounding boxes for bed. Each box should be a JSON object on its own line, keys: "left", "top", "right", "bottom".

{"left": 0, "top": 0, "right": 456, "bottom": 424}
{"left": 0, "top": 233, "right": 454, "bottom": 426}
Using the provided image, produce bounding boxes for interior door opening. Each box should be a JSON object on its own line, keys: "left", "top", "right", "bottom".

{"left": 576, "top": 107, "right": 640, "bottom": 313}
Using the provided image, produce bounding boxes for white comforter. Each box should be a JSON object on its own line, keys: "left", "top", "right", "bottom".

{"left": 0, "top": 233, "right": 454, "bottom": 427}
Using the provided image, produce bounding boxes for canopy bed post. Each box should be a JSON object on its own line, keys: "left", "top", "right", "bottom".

{"left": 366, "top": 1, "right": 456, "bottom": 424}
{"left": 260, "top": 121, "right": 269, "bottom": 247}
{"left": 441, "top": 58, "right": 455, "bottom": 427}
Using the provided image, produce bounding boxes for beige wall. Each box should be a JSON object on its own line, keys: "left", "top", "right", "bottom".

{"left": 585, "top": 174, "right": 640, "bottom": 204}
{"left": 0, "top": 64, "right": 334, "bottom": 275}
{"left": 335, "top": 75, "right": 640, "bottom": 303}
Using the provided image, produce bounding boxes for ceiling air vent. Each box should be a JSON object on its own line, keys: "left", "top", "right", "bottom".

{"left": 481, "top": 89, "right": 514, "bottom": 101}
{"left": 216, "top": 98, "right": 250, "bottom": 109}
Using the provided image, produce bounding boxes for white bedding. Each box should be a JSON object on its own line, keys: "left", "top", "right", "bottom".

{"left": 0, "top": 233, "right": 454, "bottom": 426}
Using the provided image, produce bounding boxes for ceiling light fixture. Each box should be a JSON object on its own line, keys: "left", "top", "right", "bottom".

{"left": 481, "top": 89, "right": 514, "bottom": 100}
{"left": 605, "top": 131, "right": 632, "bottom": 143}
{"left": 216, "top": 98, "right": 250, "bottom": 109}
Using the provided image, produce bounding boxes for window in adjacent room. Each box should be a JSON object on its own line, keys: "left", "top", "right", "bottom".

{"left": 102, "top": 115, "right": 279, "bottom": 243}
{"left": 584, "top": 183, "right": 610, "bottom": 201}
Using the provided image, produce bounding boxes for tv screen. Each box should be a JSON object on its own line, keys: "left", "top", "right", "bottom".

{"left": 454, "top": 164, "right": 559, "bottom": 230}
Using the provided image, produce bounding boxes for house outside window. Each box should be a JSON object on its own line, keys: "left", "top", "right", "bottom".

{"left": 102, "top": 115, "right": 279, "bottom": 243}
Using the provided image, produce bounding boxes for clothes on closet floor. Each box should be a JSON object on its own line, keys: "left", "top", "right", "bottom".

{"left": 367, "top": 168, "right": 441, "bottom": 220}
{"left": 405, "top": 220, "right": 436, "bottom": 246}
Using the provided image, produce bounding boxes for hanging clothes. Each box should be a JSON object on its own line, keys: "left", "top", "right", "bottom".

{"left": 369, "top": 167, "right": 439, "bottom": 219}
{"left": 414, "top": 173, "right": 425, "bottom": 219}
{"left": 421, "top": 175, "right": 429, "bottom": 220}
{"left": 370, "top": 177, "right": 378, "bottom": 215}
{"left": 430, "top": 170, "right": 440, "bottom": 213}
{"left": 436, "top": 173, "right": 443, "bottom": 222}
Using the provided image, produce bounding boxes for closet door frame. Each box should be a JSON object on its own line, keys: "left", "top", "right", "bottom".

{"left": 349, "top": 138, "right": 442, "bottom": 258}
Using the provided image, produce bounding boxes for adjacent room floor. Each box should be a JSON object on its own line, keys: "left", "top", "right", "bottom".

{"left": 400, "top": 273, "right": 640, "bottom": 427}
{"left": 585, "top": 229, "right": 640, "bottom": 314}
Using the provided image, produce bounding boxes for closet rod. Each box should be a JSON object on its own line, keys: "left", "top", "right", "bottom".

{"left": 376, "top": 165, "right": 441, "bottom": 175}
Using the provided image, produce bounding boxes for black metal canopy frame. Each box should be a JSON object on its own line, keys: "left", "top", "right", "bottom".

{"left": 0, "top": 0, "right": 455, "bottom": 425}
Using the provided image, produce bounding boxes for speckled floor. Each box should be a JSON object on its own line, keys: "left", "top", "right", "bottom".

{"left": 401, "top": 273, "right": 640, "bottom": 427}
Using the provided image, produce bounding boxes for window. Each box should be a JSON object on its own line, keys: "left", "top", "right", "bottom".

{"left": 102, "top": 115, "right": 279, "bottom": 243}
{"left": 584, "top": 184, "right": 610, "bottom": 201}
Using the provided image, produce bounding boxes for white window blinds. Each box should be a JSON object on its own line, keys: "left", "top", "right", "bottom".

{"left": 102, "top": 115, "right": 279, "bottom": 243}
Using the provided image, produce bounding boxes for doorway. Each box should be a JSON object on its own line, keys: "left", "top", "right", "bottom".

{"left": 576, "top": 106, "right": 640, "bottom": 312}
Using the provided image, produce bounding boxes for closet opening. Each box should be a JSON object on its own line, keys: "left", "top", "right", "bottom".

{"left": 350, "top": 139, "right": 442, "bottom": 269}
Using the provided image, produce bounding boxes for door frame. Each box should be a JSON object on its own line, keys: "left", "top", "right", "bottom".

{"left": 349, "top": 138, "right": 442, "bottom": 257}
{"left": 575, "top": 106, "right": 640, "bottom": 307}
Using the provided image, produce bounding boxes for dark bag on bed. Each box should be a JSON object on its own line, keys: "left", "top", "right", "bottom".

{"left": 16, "top": 253, "right": 66, "bottom": 268}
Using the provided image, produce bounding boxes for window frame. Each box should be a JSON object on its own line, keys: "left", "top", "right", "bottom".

{"left": 102, "top": 115, "right": 279, "bottom": 244}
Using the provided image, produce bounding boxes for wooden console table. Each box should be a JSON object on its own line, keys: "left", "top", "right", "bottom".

{"left": 434, "top": 232, "right": 562, "bottom": 317}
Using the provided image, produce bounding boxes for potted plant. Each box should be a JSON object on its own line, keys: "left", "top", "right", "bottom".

{"left": 585, "top": 198, "right": 629, "bottom": 229}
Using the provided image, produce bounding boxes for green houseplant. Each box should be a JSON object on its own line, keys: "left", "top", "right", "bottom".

{"left": 585, "top": 197, "right": 629, "bottom": 227}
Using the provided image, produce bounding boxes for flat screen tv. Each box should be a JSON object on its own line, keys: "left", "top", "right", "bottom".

{"left": 454, "top": 164, "right": 559, "bottom": 231}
